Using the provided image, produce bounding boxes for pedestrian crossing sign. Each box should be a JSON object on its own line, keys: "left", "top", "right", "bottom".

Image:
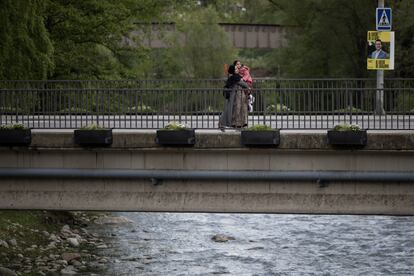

{"left": 376, "top": 8, "right": 392, "bottom": 31}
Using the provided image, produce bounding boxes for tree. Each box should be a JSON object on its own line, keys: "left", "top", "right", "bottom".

{"left": 241, "top": 0, "right": 285, "bottom": 24}
{"left": 264, "top": 0, "right": 376, "bottom": 78}
{"left": 264, "top": 0, "right": 414, "bottom": 78}
{"left": 0, "top": 0, "right": 54, "bottom": 80}
{"left": 165, "top": 7, "right": 235, "bottom": 78}
{"left": 45, "top": 0, "right": 188, "bottom": 79}
{"left": 392, "top": 0, "right": 414, "bottom": 77}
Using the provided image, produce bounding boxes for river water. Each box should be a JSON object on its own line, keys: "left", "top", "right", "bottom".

{"left": 92, "top": 213, "right": 414, "bottom": 275}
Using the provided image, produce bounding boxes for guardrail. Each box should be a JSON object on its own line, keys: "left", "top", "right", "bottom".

{"left": 1, "top": 79, "right": 413, "bottom": 129}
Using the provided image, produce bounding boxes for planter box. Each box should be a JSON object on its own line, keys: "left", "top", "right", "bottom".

{"left": 0, "top": 129, "right": 31, "bottom": 146}
{"left": 74, "top": 129, "right": 113, "bottom": 147}
{"left": 241, "top": 130, "right": 280, "bottom": 147}
{"left": 327, "top": 130, "right": 367, "bottom": 146}
{"left": 156, "top": 129, "right": 196, "bottom": 146}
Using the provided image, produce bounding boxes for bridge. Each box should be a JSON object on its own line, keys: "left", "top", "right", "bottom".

{"left": 1, "top": 79, "right": 414, "bottom": 214}
{"left": 130, "top": 23, "right": 289, "bottom": 49}
{"left": 1, "top": 129, "right": 414, "bottom": 214}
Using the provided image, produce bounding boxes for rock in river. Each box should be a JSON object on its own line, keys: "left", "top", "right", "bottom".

{"left": 211, "top": 234, "right": 235, "bottom": 243}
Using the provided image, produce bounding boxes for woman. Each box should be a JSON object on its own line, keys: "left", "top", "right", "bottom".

{"left": 219, "top": 65, "right": 250, "bottom": 131}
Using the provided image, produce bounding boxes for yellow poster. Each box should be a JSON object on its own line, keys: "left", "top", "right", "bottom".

{"left": 367, "top": 31, "right": 394, "bottom": 70}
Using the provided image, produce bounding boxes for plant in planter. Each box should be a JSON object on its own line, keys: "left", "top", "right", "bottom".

{"left": 241, "top": 124, "right": 280, "bottom": 147}
{"left": 0, "top": 123, "right": 31, "bottom": 146}
{"left": 327, "top": 123, "right": 367, "bottom": 146}
{"left": 74, "top": 123, "right": 112, "bottom": 147}
{"left": 156, "top": 121, "right": 195, "bottom": 146}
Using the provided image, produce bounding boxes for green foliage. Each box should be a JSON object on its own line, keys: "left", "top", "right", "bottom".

{"left": 80, "top": 123, "right": 106, "bottom": 130}
{"left": 237, "top": 49, "right": 274, "bottom": 77}
{"left": 2, "top": 0, "right": 414, "bottom": 79}
{"left": 247, "top": 124, "right": 273, "bottom": 131}
{"left": 332, "top": 123, "right": 361, "bottom": 132}
{"left": 334, "top": 107, "right": 363, "bottom": 113}
{"left": 266, "top": 103, "right": 291, "bottom": 112}
{"left": 203, "top": 105, "right": 221, "bottom": 113}
{"left": 165, "top": 7, "right": 236, "bottom": 78}
{"left": 396, "top": 91, "right": 414, "bottom": 112}
{"left": 263, "top": 0, "right": 414, "bottom": 78}
{"left": 238, "top": 0, "right": 285, "bottom": 24}
{"left": 45, "top": 0, "right": 177, "bottom": 80}
{"left": 0, "top": 107, "right": 23, "bottom": 113}
{"left": 264, "top": 0, "right": 376, "bottom": 78}
{"left": 0, "top": 123, "right": 27, "bottom": 130}
{"left": 392, "top": 1, "right": 414, "bottom": 77}
{"left": 59, "top": 107, "right": 90, "bottom": 114}
{"left": 128, "top": 104, "right": 153, "bottom": 113}
{"left": 196, "top": 0, "right": 244, "bottom": 22}
{"left": 162, "top": 121, "right": 189, "bottom": 130}
{"left": 0, "top": 0, "right": 54, "bottom": 79}
{"left": 1, "top": 0, "right": 191, "bottom": 80}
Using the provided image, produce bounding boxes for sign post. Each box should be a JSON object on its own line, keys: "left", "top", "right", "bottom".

{"left": 376, "top": 0, "right": 386, "bottom": 115}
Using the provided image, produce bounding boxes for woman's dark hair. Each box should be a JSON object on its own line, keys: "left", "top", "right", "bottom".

{"left": 233, "top": 60, "right": 240, "bottom": 66}
{"left": 228, "top": 65, "right": 236, "bottom": 74}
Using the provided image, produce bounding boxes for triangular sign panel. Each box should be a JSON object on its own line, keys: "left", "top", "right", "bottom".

{"left": 379, "top": 10, "right": 390, "bottom": 26}
{"left": 376, "top": 8, "right": 392, "bottom": 31}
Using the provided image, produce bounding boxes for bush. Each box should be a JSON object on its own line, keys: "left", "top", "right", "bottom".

{"left": 79, "top": 123, "right": 106, "bottom": 130}
{"left": 0, "top": 123, "right": 27, "bottom": 130}
{"left": 162, "top": 121, "right": 189, "bottom": 130}
{"left": 266, "top": 104, "right": 290, "bottom": 112}
{"left": 246, "top": 124, "right": 273, "bottom": 131}
{"left": 59, "top": 107, "right": 90, "bottom": 114}
{"left": 332, "top": 123, "right": 361, "bottom": 131}
{"left": 334, "top": 106, "right": 363, "bottom": 113}
{"left": 128, "top": 105, "right": 153, "bottom": 113}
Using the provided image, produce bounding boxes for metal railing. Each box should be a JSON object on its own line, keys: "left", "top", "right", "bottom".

{"left": 1, "top": 79, "right": 413, "bottom": 129}
{"left": 2, "top": 78, "right": 414, "bottom": 90}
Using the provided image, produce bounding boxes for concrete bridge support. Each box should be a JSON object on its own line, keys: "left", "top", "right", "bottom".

{"left": 1, "top": 130, "right": 414, "bottom": 214}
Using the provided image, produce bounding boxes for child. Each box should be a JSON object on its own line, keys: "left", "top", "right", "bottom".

{"left": 234, "top": 60, "right": 254, "bottom": 112}
{"left": 234, "top": 60, "right": 253, "bottom": 87}
{"left": 247, "top": 93, "right": 255, "bottom": 112}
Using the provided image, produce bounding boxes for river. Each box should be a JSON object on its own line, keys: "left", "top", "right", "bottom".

{"left": 91, "top": 213, "right": 414, "bottom": 275}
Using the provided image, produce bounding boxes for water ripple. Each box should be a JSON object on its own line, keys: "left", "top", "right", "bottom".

{"left": 90, "top": 213, "right": 414, "bottom": 275}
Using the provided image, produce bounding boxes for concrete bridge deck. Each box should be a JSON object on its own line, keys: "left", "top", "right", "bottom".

{"left": 1, "top": 130, "right": 414, "bottom": 214}
{"left": 2, "top": 114, "right": 413, "bottom": 130}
